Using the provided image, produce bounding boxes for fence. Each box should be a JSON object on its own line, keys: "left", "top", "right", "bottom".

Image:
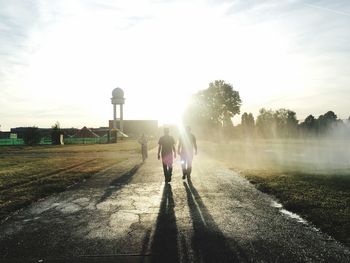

{"left": 0, "top": 136, "right": 109, "bottom": 146}
{"left": 0, "top": 138, "right": 24, "bottom": 145}
{"left": 64, "top": 137, "right": 108, "bottom": 144}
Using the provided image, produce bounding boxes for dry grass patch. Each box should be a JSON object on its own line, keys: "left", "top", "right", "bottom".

{"left": 0, "top": 140, "right": 150, "bottom": 221}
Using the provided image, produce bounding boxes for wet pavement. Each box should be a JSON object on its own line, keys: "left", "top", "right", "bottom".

{"left": 0, "top": 150, "right": 349, "bottom": 262}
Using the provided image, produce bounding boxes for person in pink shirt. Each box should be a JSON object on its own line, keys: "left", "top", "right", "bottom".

{"left": 158, "top": 127, "right": 176, "bottom": 183}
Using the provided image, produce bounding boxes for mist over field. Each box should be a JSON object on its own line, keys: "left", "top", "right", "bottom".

{"left": 200, "top": 126, "right": 350, "bottom": 249}
{"left": 202, "top": 131, "right": 350, "bottom": 175}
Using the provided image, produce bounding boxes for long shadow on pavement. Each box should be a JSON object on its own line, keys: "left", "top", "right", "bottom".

{"left": 97, "top": 164, "right": 141, "bottom": 204}
{"left": 149, "top": 183, "right": 179, "bottom": 263}
{"left": 184, "top": 178, "right": 247, "bottom": 263}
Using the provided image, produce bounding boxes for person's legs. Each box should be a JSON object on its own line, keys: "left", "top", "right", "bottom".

{"left": 181, "top": 161, "right": 186, "bottom": 179}
{"left": 186, "top": 155, "right": 194, "bottom": 178}
{"left": 162, "top": 154, "right": 173, "bottom": 183}
{"left": 162, "top": 162, "right": 169, "bottom": 182}
{"left": 181, "top": 153, "right": 188, "bottom": 179}
{"left": 183, "top": 162, "right": 188, "bottom": 179}
{"left": 168, "top": 159, "right": 173, "bottom": 182}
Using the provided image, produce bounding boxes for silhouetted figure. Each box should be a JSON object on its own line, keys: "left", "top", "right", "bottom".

{"left": 178, "top": 126, "right": 197, "bottom": 180}
{"left": 138, "top": 133, "right": 148, "bottom": 162}
{"left": 158, "top": 128, "right": 176, "bottom": 183}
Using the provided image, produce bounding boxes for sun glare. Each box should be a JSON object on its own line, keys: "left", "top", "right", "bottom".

{"left": 156, "top": 96, "right": 189, "bottom": 129}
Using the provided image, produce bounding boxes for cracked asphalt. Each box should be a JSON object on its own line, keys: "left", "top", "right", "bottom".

{"left": 0, "top": 149, "right": 349, "bottom": 263}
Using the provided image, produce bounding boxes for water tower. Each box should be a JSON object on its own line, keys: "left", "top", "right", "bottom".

{"left": 111, "top": 87, "right": 125, "bottom": 133}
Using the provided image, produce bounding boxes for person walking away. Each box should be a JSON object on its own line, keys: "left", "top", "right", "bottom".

{"left": 158, "top": 128, "right": 176, "bottom": 183}
{"left": 178, "top": 126, "right": 197, "bottom": 180}
{"left": 138, "top": 133, "right": 148, "bottom": 162}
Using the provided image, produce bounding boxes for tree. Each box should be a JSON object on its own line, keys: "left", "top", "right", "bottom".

{"left": 208, "top": 80, "right": 242, "bottom": 125}
{"left": 299, "top": 114, "right": 317, "bottom": 136}
{"left": 51, "top": 121, "right": 63, "bottom": 145}
{"left": 241, "top": 113, "right": 255, "bottom": 127}
{"left": 256, "top": 108, "right": 298, "bottom": 138}
{"left": 183, "top": 80, "right": 241, "bottom": 138}
{"left": 241, "top": 112, "right": 255, "bottom": 137}
{"left": 316, "top": 111, "right": 338, "bottom": 134}
{"left": 274, "top": 109, "right": 298, "bottom": 138}
{"left": 23, "top": 127, "right": 42, "bottom": 146}
{"left": 256, "top": 108, "right": 275, "bottom": 138}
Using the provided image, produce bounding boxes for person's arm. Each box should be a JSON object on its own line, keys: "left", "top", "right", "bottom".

{"left": 157, "top": 144, "right": 161, "bottom": 160}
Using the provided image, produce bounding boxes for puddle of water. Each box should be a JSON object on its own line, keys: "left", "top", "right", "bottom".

{"left": 271, "top": 200, "right": 307, "bottom": 224}
{"left": 280, "top": 209, "right": 307, "bottom": 224}
{"left": 271, "top": 200, "right": 282, "bottom": 208}
{"left": 56, "top": 203, "right": 82, "bottom": 214}
{"left": 72, "top": 197, "right": 90, "bottom": 207}
{"left": 29, "top": 201, "right": 59, "bottom": 215}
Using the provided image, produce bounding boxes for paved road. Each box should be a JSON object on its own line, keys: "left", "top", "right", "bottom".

{"left": 0, "top": 150, "right": 349, "bottom": 262}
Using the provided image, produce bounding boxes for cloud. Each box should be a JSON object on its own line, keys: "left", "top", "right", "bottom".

{"left": 304, "top": 1, "right": 350, "bottom": 17}
{"left": 0, "top": 1, "right": 39, "bottom": 71}
{"left": 77, "top": 0, "right": 155, "bottom": 29}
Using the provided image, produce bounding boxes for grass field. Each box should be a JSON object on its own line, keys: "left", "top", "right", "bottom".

{"left": 0, "top": 140, "right": 153, "bottom": 221}
{"left": 201, "top": 139, "right": 350, "bottom": 248}
{"left": 1, "top": 139, "right": 349, "bottom": 247}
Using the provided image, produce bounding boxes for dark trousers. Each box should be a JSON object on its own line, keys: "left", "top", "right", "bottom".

{"left": 181, "top": 153, "right": 193, "bottom": 176}
{"left": 162, "top": 162, "right": 173, "bottom": 180}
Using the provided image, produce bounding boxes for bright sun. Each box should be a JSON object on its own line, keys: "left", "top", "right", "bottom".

{"left": 156, "top": 96, "right": 190, "bottom": 128}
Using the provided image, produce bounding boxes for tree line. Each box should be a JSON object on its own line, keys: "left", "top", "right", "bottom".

{"left": 16, "top": 80, "right": 350, "bottom": 144}
{"left": 183, "top": 80, "right": 350, "bottom": 139}
{"left": 240, "top": 108, "right": 349, "bottom": 139}
{"left": 18, "top": 122, "right": 62, "bottom": 146}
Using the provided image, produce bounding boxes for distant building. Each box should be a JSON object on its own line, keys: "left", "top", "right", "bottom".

{"left": 60, "top": 128, "right": 78, "bottom": 137}
{"left": 108, "top": 120, "right": 158, "bottom": 137}
{"left": 72, "top": 126, "right": 99, "bottom": 138}
{"left": 10, "top": 127, "right": 52, "bottom": 139}
{"left": 7, "top": 121, "right": 159, "bottom": 144}
{"left": 0, "top": 131, "right": 11, "bottom": 139}
{"left": 91, "top": 128, "right": 110, "bottom": 138}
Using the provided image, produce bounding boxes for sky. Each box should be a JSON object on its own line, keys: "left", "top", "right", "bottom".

{"left": 0, "top": 0, "right": 349, "bottom": 130}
